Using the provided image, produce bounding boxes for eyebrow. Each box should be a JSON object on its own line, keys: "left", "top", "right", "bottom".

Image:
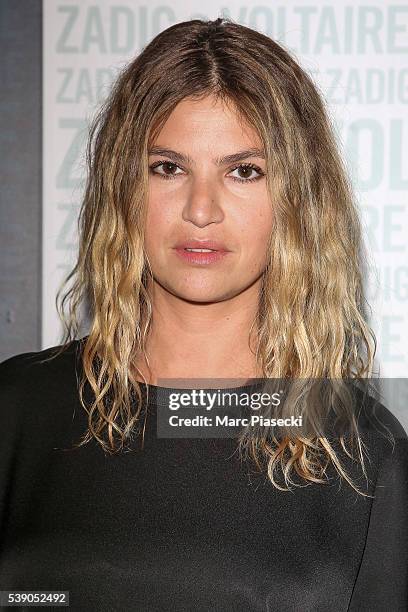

{"left": 148, "top": 146, "right": 265, "bottom": 166}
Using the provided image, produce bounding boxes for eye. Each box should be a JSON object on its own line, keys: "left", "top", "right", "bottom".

{"left": 149, "top": 160, "right": 184, "bottom": 180}
{"left": 148, "top": 160, "right": 265, "bottom": 183}
{"left": 228, "top": 163, "right": 264, "bottom": 183}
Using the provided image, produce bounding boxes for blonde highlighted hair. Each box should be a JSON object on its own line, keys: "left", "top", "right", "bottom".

{"left": 45, "top": 17, "right": 377, "bottom": 493}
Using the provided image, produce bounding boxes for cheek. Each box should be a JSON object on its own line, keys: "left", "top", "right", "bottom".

{"left": 144, "top": 198, "right": 173, "bottom": 252}
{"left": 238, "top": 206, "right": 273, "bottom": 260}
{"left": 146, "top": 193, "right": 165, "bottom": 225}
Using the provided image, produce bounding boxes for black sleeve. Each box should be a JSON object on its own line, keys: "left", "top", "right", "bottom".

{"left": 0, "top": 353, "right": 26, "bottom": 544}
{"left": 348, "top": 410, "right": 408, "bottom": 611}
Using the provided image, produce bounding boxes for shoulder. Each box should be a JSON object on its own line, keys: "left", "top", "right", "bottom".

{"left": 0, "top": 338, "right": 83, "bottom": 385}
{"left": 349, "top": 381, "right": 407, "bottom": 441}
{"left": 326, "top": 382, "right": 408, "bottom": 493}
{"left": 0, "top": 337, "right": 86, "bottom": 420}
{"left": 351, "top": 383, "right": 408, "bottom": 488}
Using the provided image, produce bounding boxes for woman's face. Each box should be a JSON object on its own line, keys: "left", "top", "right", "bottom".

{"left": 144, "top": 94, "right": 273, "bottom": 303}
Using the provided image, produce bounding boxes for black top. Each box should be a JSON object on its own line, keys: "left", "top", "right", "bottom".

{"left": 0, "top": 339, "right": 407, "bottom": 612}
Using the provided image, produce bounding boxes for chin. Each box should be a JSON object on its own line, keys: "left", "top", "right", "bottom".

{"left": 166, "top": 281, "right": 236, "bottom": 304}
{"left": 177, "top": 290, "right": 233, "bottom": 304}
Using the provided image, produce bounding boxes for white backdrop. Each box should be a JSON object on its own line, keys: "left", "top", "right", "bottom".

{"left": 43, "top": 0, "right": 408, "bottom": 383}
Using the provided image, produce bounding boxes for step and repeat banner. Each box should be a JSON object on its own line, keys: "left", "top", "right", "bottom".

{"left": 43, "top": 0, "right": 408, "bottom": 382}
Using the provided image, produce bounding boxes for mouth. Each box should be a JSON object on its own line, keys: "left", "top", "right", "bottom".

{"left": 184, "top": 248, "right": 217, "bottom": 253}
{"left": 173, "top": 247, "right": 230, "bottom": 265}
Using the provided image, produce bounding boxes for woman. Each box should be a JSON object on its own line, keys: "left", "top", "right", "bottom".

{"left": 0, "top": 17, "right": 407, "bottom": 612}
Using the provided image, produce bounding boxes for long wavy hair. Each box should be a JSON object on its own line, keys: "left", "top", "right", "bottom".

{"left": 44, "top": 17, "right": 378, "bottom": 493}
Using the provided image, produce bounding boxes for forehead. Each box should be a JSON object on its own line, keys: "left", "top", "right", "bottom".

{"left": 150, "top": 95, "right": 262, "bottom": 147}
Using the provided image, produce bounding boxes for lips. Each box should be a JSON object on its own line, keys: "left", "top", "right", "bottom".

{"left": 172, "top": 238, "right": 231, "bottom": 265}
{"left": 174, "top": 239, "right": 229, "bottom": 252}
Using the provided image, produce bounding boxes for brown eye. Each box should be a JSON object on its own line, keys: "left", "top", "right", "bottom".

{"left": 161, "top": 162, "right": 178, "bottom": 175}
{"left": 237, "top": 166, "right": 253, "bottom": 179}
{"left": 228, "top": 163, "right": 264, "bottom": 183}
{"left": 149, "top": 161, "right": 184, "bottom": 179}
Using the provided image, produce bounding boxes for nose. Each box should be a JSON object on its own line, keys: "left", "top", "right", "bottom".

{"left": 182, "top": 176, "right": 225, "bottom": 228}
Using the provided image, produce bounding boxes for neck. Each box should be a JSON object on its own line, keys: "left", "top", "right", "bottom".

{"left": 133, "top": 279, "right": 263, "bottom": 385}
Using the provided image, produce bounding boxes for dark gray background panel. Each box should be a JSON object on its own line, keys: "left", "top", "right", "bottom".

{"left": 0, "top": 0, "right": 42, "bottom": 361}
